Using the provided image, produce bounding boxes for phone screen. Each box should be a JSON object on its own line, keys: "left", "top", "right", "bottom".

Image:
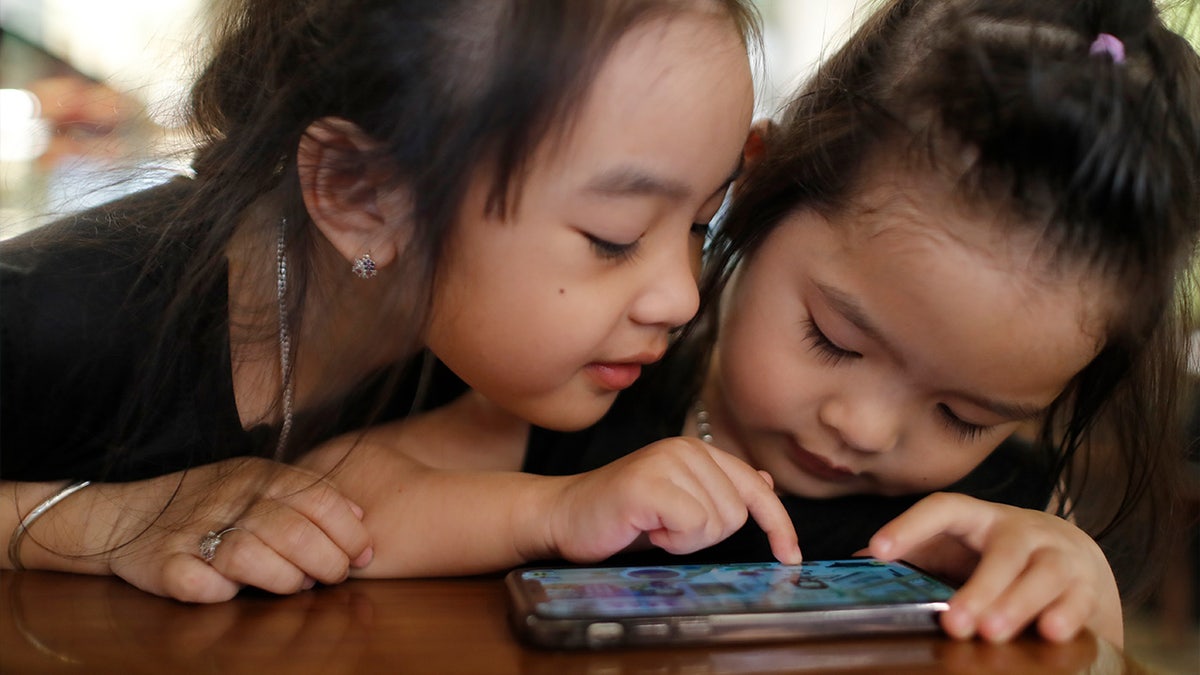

{"left": 516, "top": 559, "right": 955, "bottom": 619}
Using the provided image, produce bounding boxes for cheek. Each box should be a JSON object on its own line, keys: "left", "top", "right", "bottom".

{"left": 891, "top": 439, "right": 997, "bottom": 493}
{"left": 718, "top": 317, "right": 809, "bottom": 426}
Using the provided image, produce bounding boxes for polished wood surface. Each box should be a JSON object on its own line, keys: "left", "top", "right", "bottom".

{"left": 0, "top": 571, "right": 1137, "bottom": 674}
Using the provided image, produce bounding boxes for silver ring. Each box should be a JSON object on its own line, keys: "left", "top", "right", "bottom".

{"left": 199, "top": 527, "right": 242, "bottom": 563}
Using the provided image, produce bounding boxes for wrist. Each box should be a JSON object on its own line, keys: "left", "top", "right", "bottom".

{"left": 511, "top": 474, "right": 567, "bottom": 563}
{"left": 8, "top": 480, "right": 93, "bottom": 570}
{"left": 11, "top": 481, "right": 112, "bottom": 574}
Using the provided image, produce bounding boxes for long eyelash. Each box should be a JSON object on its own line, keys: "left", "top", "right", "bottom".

{"left": 937, "top": 404, "right": 988, "bottom": 441}
{"left": 586, "top": 234, "right": 639, "bottom": 262}
{"left": 800, "top": 318, "right": 859, "bottom": 365}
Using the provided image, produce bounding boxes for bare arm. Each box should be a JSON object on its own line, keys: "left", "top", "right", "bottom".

{"left": 300, "top": 425, "right": 802, "bottom": 578}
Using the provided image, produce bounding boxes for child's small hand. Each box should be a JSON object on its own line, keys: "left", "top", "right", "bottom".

{"left": 544, "top": 437, "right": 802, "bottom": 565}
{"left": 866, "top": 493, "right": 1123, "bottom": 648}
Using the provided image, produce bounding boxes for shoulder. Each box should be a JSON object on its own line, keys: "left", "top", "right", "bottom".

{"left": 2, "top": 206, "right": 177, "bottom": 367}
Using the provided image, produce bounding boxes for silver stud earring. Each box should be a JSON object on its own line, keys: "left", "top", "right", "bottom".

{"left": 351, "top": 253, "right": 377, "bottom": 279}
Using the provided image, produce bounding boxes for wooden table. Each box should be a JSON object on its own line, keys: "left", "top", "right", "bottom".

{"left": 0, "top": 571, "right": 1138, "bottom": 674}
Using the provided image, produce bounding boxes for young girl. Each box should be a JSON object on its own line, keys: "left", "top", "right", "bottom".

{"left": 0, "top": 0, "right": 783, "bottom": 602}
{"left": 299, "top": 0, "right": 1200, "bottom": 650}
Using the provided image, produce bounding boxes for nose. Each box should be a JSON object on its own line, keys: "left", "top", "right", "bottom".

{"left": 818, "top": 389, "right": 902, "bottom": 455}
{"left": 628, "top": 234, "right": 701, "bottom": 329}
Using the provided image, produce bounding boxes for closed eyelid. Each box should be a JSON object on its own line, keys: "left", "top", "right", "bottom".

{"left": 954, "top": 396, "right": 1045, "bottom": 423}
{"left": 814, "top": 283, "right": 898, "bottom": 362}
{"left": 801, "top": 317, "right": 860, "bottom": 365}
{"left": 814, "top": 283, "right": 1046, "bottom": 423}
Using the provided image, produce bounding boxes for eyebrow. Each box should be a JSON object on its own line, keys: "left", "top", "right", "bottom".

{"left": 815, "top": 282, "right": 1047, "bottom": 422}
{"left": 584, "top": 158, "right": 744, "bottom": 202}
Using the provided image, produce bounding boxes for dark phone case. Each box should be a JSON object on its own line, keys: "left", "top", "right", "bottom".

{"left": 506, "top": 560, "right": 954, "bottom": 650}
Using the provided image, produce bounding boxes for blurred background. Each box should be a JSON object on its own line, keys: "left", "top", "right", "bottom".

{"left": 0, "top": 0, "right": 921, "bottom": 238}
{"left": 0, "top": 2, "right": 1196, "bottom": 671}
{"left": 1, "top": 1, "right": 1196, "bottom": 237}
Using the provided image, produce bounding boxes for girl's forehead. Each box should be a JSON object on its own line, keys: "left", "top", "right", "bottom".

{"left": 839, "top": 162, "right": 1054, "bottom": 277}
{"left": 838, "top": 182, "right": 1115, "bottom": 321}
{"left": 767, "top": 211, "right": 1110, "bottom": 404}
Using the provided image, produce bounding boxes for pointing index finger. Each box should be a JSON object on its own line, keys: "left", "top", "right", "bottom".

{"left": 706, "top": 449, "right": 802, "bottom": 564}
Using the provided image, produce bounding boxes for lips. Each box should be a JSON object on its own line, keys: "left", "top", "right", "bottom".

{"left": 788, "top": 441, "right": 857, "bottom": 482}
{"left": 585, "top": 362, "right": 644, "bottom": 391}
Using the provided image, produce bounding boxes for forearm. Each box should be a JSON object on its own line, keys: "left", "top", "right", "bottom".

{"left": 2, "top": 470, "right": 225, "bottom": 575}
{"left": 349, "top": 466, "right": 564, "bottom": 578}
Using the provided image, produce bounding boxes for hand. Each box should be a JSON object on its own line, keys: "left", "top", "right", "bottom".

{"left": 542, "top": 437, "right": 802, "bottom": 565}
{"left": 866, "top": 492, "right": 1123, "bottom": 648}
{"left": 18, "top": 457, "right": 372, "bottom": 603}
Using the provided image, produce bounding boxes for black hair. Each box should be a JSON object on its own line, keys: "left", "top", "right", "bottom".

{"left": 181, "top": 0, "right": 761, "bottom": 454}
{"left": 693, "top": 0, "right": 1200, "bottom": 601}
{"left": 18, "top": 0, "right": 759, "bottom": 463}
{"left": 0, "top": 0, "right": 762, "bottom": 558}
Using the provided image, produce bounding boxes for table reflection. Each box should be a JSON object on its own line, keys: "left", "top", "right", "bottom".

{"left": 1, "top": 571, "right": 1134, "bottom": 674}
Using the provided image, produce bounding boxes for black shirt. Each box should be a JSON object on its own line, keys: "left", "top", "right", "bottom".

{"left": 1, "top": 182, "right": 464, "bottom": 482}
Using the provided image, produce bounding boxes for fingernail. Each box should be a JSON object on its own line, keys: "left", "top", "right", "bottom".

{"left": 872, "top": 535, "right": 893, "bottom": 558}
{"left": 352, "top": 546, "right": 374, "bottom": 568}
{"left": 350, "top": 502, "right": 365, "bottom": 519}
{"left": 1040, "top": 613, "right": 1071, "bottom": 642}
{"left": 302, "top": 576, "right": 316, "bottom": 590}
{"left": 942, "top": 608, "right": 975, "bottom": 639}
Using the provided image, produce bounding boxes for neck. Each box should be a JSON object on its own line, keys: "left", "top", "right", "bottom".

{"left": 226, "top": 205, "right": 421, "bottom": 425}
{"left": 693, "top": 351, "right": 749, "bottom": 465}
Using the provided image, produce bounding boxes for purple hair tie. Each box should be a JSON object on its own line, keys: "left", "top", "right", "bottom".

{"left": 1089, "top": 33, "right": 1126, "bottom": 63}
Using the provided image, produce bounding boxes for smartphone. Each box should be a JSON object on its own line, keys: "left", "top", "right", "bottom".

{"left": 506, "top": 559, "right": 956, "bottom": 649}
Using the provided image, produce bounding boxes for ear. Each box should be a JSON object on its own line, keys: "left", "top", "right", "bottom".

{"left": 297, "top": 117, "right": 411, "bottom": 270}
{"left": 734, "top": 118, "right": 774, "bottom": 194}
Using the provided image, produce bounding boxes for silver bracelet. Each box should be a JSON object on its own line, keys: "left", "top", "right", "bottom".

{"left": 8, "top": 480, "right": 92, "bottom": 571}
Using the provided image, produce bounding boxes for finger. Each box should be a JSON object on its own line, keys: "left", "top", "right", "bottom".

{"left": 707, "top": 450, "right": 801, "bottom": 564}
{"left": 242, "top": 506, "right": 354, "bottom": 584}
{"left": 670, "top": 449, "right": 752, "bottom": 541}
{"left": 642, "top": 479, "right": 725, "bottom": 554}
{"left": 870, "top": 493, "right": 996, "bottom": 561}
{"left": 976, "top": 549, "right": 1082, "bottom": 643}
{"left": 1036, "top": 585, "right": 1094, "bottom": 643}
{"left": 268, "top": 478, "right": 373, "bottom": 568}
{"left": 156, "top": 553, "right": 243, "bottom": 603}
{"left": 205, "top": 527, "right": 311, "bottom": 594}
{"left": 942, "top": 533, "right": 1036, "bottom": 640}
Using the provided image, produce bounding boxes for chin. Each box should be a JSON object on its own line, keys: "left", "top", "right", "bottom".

{"left": 779, "top": 478, "right": 863, "bottom": 500}
{"left": 524, "top": 399, "right": 615, "bottom": 432}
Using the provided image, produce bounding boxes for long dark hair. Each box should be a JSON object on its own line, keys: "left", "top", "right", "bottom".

{"left": 693, "top": 0, "right": 1200, "bottom": 599}
{"left": 8, "top": 0, "right": 762, "bottom": 475}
